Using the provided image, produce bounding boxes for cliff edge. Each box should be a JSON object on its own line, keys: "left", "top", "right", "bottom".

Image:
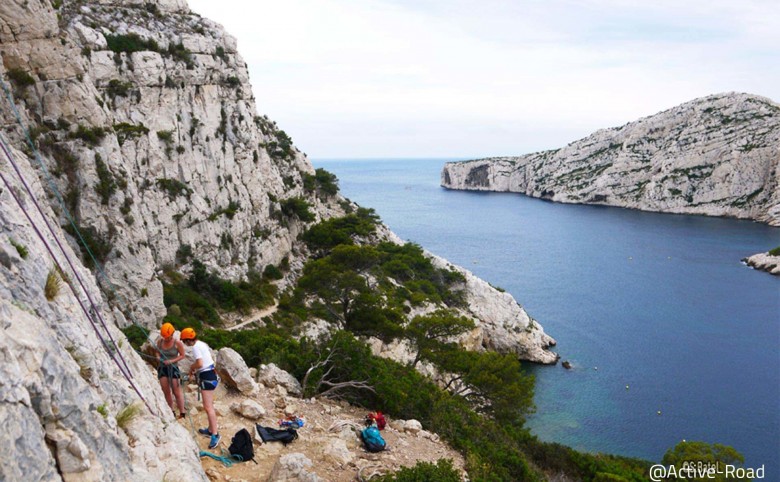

{"left": 442, "top": 93, "right": 780, "bottom": 225}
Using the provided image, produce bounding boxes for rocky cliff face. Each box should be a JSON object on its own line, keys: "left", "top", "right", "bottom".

{"left": 1, "top": 0, "right": 336, "bottom": 329}
{"left": 442, "top": 93, "right": 780, "bottom": 225}
{"left": 1, "top": 0, "right": 557, "bottom": 479}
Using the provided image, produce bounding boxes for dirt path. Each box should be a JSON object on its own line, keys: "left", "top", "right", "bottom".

{"left": 225, "top": 304, "right": 278, "bottom": 332}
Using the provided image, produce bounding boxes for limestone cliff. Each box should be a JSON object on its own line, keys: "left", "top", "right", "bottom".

{"left": 1, "top": 0, "right": 557, "bottom": 479}
{"left": 442, "top": 93, "right": 780, "bottom": 225}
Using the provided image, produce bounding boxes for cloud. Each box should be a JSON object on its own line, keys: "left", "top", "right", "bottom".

{"left": 189, "top": 0, "right": 780, "bottom": 157}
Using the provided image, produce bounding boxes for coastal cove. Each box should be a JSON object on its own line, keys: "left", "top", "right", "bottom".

{"left": 315, "top": 157, "right": 780, "bottom": 476}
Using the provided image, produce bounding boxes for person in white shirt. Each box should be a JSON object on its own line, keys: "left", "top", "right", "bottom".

{"left": 180, "top": 327, "right": 220, "bottom": 449}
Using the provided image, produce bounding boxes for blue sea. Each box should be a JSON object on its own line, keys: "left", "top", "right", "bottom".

{"left": 314, "top": 158, "right": 780, "bottom": 475}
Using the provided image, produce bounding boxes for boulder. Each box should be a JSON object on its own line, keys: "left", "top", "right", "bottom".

{"left": 321, "top": 438, "right": 353, "bottom": 465}
{"left": 230, "top": 399, "right": 266, "bottom": 420}
{"left": 257, "top": 363, "right": 303, "bottom": 397}
{"left": 403, "top": 420, "right": 422, "bottom": 435}
{"left": 267, "top": 453, "right": 322, "bottom": 481}
{"left": 215, "top": 348, "right": 258, "bottom": 395}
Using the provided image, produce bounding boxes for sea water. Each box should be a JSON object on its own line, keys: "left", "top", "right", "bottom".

{"left": 314, "top": 158, "right": 780, "bottom": 475}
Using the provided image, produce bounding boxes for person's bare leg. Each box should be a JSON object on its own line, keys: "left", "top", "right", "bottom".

{"left": 159, "top": 377, "right": 174, "bottom": 411}
{"left": 202, "top": 389, "right": 218, "bottom": 434}
{"left": 172, "top": 378, "right": 185, "bottom": 415}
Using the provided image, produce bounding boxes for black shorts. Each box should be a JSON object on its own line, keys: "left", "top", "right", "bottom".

{"left": 157, "top": 363, "right": 181, "bottom": 380}
{"left": 198, "top": 369, "right": 219, "bottom": 391}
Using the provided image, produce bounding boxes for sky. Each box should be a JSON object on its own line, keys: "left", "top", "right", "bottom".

{"left": 188, "top": 0, "right": 780, "bottom": 159}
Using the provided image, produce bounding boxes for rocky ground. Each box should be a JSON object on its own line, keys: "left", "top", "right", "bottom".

{"left": 149, "top": 342, "right": 466, "bottom": 482}
{"left": 742, "top": 252, "right": 780, "bottom": 275}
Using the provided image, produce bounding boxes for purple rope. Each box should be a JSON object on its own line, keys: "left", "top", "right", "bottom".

{"left": 0, "top": 154, "right": 154, "bottom": 415}
{"left": 0, "top": 136, "right": 134, "bottom": 377}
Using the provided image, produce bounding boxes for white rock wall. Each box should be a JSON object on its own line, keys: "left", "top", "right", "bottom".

{"left": 442, "top": 93, "right": 780, "bottom": 226}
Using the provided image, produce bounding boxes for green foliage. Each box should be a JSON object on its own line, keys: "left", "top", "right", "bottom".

{"left": 167, "top": 42, "right": 194, "bottom": 68}
{"left": 6, "top": 67, "right": 35, "bottom": 88}
{"left": 662, "top": 441, "right": 748, "bottom": 482}
{"left": 208, "top": 200, "right": 241, "bottom": 221}
{"left": 105, "top": 33, "right": 160, "bottom": 53}
{"left": 280, "top": 197, "right": 315, "bottom": 222}
{"left": 163, "top": 261, "right": 277, "bottom": 331}
{"left": 215, "top": 46, "right": 227, "bottom": 61}
{"left": 116, "top": 403, "right": 143, "bottom": 430}
{"left": 266, "top": 129, "right": 295, "bottom": 159}
{"left": 263, "top": 264, "right": 284, "bottom": 280}
{"left": 156, "top": 178, "right": 191, "bottom": 199}
{"left": 121, "top": 325, "right": 148, "bottom": 352}
{"left": 45, "top": 268, "right": 62, "bottom": 301}
{"left": 156, "top": 129, "right": 174, "bottom": 143}
{"left": 176, "top": 244, "right": 193, "bottom": 264}
{"left": 768, "top": 246, "right": 780, "bottom": 256}
{"left": 224, "top": 75, "right": 240, "bottom": 88}
{"left": 113, "top": 122, "right": 149, "bottom": 145}
{"left": 10, "top": 239, "right": 28, "bottom": 259}
{"left": 96, "top": 403, "right": 108, "bottom": 418}
{"left": 520, "top": 438, "right": 652, "bottom": 482}
{"left": 303, "top": 168, "right": 340, "bottom": 197}
{"left": 94, "top": 155, "right": 116, "bottom": 205}
{"left": 64, "top": 224, "right": 112, "bottom": 269}
{"left": 106, "top": 79, "right": 133, "bottom": 98}
{"left": 405, "top": 309, "right": 474, "bottom": 368}
{"left": 69, "top": 125, "right": 107, "bottom": 146}
{"left": 379, "top": 459, "right": 461, "bottom": 481}
{"left": 302, "top": 208, "right": 380, "bottom": 252}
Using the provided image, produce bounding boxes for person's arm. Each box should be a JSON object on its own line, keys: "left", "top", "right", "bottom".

{"left": 164, "top": 340, "right": 187, "bottom": 365}
{"left": 188, "top": 344, "right": 203, "bottom": 377}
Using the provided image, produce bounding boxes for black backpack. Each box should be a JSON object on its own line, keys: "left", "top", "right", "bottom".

{"left": 255, "top": 424, "right": 299, "bottom": 445}
{"left": 228, "top": 428, "right": 256, "bottom": 463}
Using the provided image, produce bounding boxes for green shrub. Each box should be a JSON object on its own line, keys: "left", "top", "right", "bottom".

{"left": 94, "top": 155, "right": 116, "bottom": 205}
{"left": 263, "top": 264, "right": 283, "bottom": 280}
{"left": 156, "top": 178, "right": 191, "bottom": 199}
{"left": 768, "top": 246, "right": 780, "bottom": 256}
{"left": 280, "top": 197, "right": 315, "bottom": 222}
{"left": 303, "top": 167, "right": 339, "bottom": 196}
{"left": 6, "top": 67, "right": 35, "bottom": 89}
{"left": 106, "top": 79, "right": 133, "bottom": 98}
{"left": 10, "top": 239, "right": 28, "bottom": 259}
{"left": 113, "top": 122, "right": 149, "bottom": 145}
{"left": 105, "top": 33, "right": 160, "bottom": 53}
{"left": 379, "top": 459, "right": 461, "bottom": 481}
{"left": 167, "top": 42, "right": 194, "bottom": 68}
{"left": 116, "top": 403, "right": 143, "bottom": 430}
{"left": 45, "top": 268, "right": 62, "bottom": 300}
{"left": 64, "top": 224, "right": 112, "bottom": 268}
{"left": 176, "top": 244, "right": 193, "bottom": 263}
{"left": 69, "top": 125, "right": 106, "bottom": 146}
{"left": 122, "top": 325, "right": 149, "bottom": 351}
{"left": 302, "top": 208, "right": 379, "bottom": 252}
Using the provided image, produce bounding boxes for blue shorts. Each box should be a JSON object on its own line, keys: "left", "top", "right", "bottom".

{"left": 198, "top": 369, "right": 219, "bottom": 391}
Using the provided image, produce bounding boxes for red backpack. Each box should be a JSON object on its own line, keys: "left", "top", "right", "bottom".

{"left": 368, "top": 411, "right": 386, "bottom": 430}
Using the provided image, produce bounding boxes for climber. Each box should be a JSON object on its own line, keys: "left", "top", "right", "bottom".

{"left": 157, "top": 322, "right": 187, "bottom": 419}
{"left": 181, "top": 327, "right": 221, "bottom": 449}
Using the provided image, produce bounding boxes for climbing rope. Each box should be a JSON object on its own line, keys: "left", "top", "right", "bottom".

{"left": 0, "top": 73, "right": 207, "bottom": 445}
{"left": 199, "top": 449, "right": 243, "bottom": 467}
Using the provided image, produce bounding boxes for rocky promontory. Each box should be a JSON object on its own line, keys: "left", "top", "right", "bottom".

{"left": 742, "top": 250, "right": 780, "bottom": 275}
{"left": 442, "top": 93, "right": 780, "bottom": 225}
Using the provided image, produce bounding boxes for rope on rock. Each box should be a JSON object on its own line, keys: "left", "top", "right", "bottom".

{"left": 199, "top": 449, "right": 243, "bottom": 467}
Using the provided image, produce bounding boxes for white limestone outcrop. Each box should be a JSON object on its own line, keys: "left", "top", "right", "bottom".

{"left": 743, "top": 252, "right": 780, "bottom": 275}
{"left": 442, "top": 93, "right": 780, "bottom": 226}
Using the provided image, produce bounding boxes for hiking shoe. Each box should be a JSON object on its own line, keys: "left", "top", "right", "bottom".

{"left": 178, "top": 413, "right": 186, "bottom": 419}
{"left": 208, "top": 434, "right": 221, "bottom": 449}
{"left": 198, "top": 428, "right": 212, "bottom": 437}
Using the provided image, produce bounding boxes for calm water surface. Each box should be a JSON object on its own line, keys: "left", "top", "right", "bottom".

{"left": 315, "top": 158, "right": 780, "bottom": 474}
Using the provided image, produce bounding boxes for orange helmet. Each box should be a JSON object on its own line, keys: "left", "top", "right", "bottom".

{"left": 180, "top": 327, "right": 197, "bottom": 340}
{"left": 160, "top": 323, "right": 175, "bottom": 338}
